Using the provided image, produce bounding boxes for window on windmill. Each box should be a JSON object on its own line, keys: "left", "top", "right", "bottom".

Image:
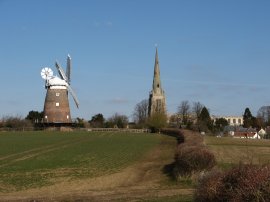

{"left": 56, "top": 93, "right": 60, "bottom": 96}
{"left": 56, "top": 102, "right": 60, "bottom": 107}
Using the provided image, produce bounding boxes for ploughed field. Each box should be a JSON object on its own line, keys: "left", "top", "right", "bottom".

{"left": 0, "top": 131, "right": 160, "bottom": 192}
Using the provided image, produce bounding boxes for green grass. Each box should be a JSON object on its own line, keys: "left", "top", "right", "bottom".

{"left": 204, "top": 136, "right": 270, "bottom": 169}
{"left": 0, "top": 131, "right": 160, "bottom": 192}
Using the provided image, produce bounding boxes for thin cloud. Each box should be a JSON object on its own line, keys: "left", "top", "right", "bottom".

{"left": 107, "top": 98, "right": 129, "bottom": 104}
{"left": 92, "top": 21, "right": 113, "bottom": 27}
{"left": 106, "top": 21, "right": 113, "bottom": 27}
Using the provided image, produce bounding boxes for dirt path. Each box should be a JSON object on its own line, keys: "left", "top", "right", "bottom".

{"left": 0, "top": 134, "right": 193, "bottom": 201}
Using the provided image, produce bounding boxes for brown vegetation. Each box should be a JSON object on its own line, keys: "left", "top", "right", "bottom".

{"left": 195, "top": 164, "right": 270, "bottom": 202}
{"left": 166, "top": 129, "right": 216, "bottom": 179}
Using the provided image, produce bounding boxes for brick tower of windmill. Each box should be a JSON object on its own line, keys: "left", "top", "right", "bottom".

{"left": 40, "top": 55, "right": 79, "bottom": 125}
{"left": 148, "top": 48, "right": 166, "bottom": 117}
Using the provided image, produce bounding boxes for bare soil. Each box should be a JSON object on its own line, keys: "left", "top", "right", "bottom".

{"left": 0, "top": 135, "right": 193, "bottom": 201}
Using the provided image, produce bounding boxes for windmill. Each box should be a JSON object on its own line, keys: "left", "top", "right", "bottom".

{"left": 40, "top": 55, "right": 79, "bottom": 125}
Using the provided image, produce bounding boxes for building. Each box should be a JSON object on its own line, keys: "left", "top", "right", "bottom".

{"left": 148, "top": 48, "right": 166, "bottom": 117}
{"left": 224, "top": 116, "right": 243, "bottom": 126}
{"left": 213, "top": 115, "right": 243, "bottom": 126}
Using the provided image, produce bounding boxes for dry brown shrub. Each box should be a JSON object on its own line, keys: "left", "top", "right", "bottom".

{"left": 195, "top": 164, "right": 270, "bottom": 202}
{"left": 174, "top": 145, "right": 216, "bottom": 178}
{"left": 194, "top": 168, "right": 223, "bottom": 202}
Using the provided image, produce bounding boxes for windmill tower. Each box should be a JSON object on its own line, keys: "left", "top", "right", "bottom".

{"left": 148, "top": 48, "right": 166, "bottom": 117}
{"left": 40, "top": 55, "right": 79, "bottom": 125}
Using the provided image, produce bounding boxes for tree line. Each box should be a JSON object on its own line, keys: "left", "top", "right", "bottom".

{"left": 1, "top": 101, "right": 269, "bottom": 132}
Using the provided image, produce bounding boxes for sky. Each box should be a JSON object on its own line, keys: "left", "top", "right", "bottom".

{"left": 0, "top": 0, "right": 270, "bottom": 120}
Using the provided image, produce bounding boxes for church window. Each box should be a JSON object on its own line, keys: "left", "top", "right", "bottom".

{"left": 56, "top": 93, "right": 60, "bottom": 96}
{"left": 56, "top": 102, "right": 59, "bottom": 107}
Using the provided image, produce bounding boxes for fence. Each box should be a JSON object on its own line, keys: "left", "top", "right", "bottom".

{"left": 0, "top": 127, "right": 150, "bottom": 133}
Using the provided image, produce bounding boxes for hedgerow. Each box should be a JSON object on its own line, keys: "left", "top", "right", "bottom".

{"left": 161, "top": 129, "right": 216, "bottom": 179}
{"left": 174, "top": 145, "right": 216, "bottom": 178}
{"left": 195, "top": 164, "right": 270, "bottom": 202}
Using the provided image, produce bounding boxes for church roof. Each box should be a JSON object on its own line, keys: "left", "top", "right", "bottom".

{"left": 152, "top": 47, "right": 163, "bottom": 95}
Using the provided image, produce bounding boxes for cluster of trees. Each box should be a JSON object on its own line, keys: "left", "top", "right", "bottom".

{"left": 174, "top": 100, "right": 228, "bottom": 133}
{"left": 242, "top": 107, "right": 270, "bottom": 129}
{"left": 132, "top": 99, "right": 167, "bottom": 132}
{"left": 0, "top": 111, "right": 130, "bottom": 129}
{"left": 77, "top": 113, "right": 129, "bottom": 128}
{"left": 131, "top": 99, "right": 222, "bottom": 133}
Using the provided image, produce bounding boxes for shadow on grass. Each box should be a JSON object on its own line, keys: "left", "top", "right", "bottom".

{"left": 162, "top": 162, "right": 176, "bottom": 180}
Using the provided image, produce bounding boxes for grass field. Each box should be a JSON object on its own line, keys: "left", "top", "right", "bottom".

{"left": 0, "top": 131, "right": 160, "bottom": 192}
{"left": 204, "top": 136, "right": 270, "bottom": 169}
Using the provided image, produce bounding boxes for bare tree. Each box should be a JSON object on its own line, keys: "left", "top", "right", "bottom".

{"left": 177, "top": 100, "right": 190, "bottom": 124}
{"left": 257, "top": 106, "right": 270, "bottom": 126}
{"left": 1, "top": 116, "right": 33, "bottom": 129}
{"left": 192, "top": 101, "right": 203, "bottom": 119}
{"left": 106, "top": 113, "right": 129, "bottom": 128}
{"left": 133, "top": 99, "right": 148, "bottom": 126}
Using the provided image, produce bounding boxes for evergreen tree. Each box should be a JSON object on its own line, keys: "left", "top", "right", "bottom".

{"left": 214, "top": 118, "right": 229, "bottom": 132}
{"left": 243, "top": 108, "right": 253, "bottom": 128}
{"left": 198, "top": 107, "right": 213, "bottom": 132}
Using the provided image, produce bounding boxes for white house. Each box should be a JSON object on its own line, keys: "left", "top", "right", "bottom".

{"left": 258, "top": 128, "right": 266, "bottom": 138}
{"left": 233, "top": 131, "right": 260, "bottom": 139}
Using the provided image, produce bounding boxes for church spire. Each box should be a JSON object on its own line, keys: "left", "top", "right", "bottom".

{"left": 152, "top": 47, "right": 162, "bottom": 94}
{"left": 148, "top": 47, "right": 166, "bottom": 117}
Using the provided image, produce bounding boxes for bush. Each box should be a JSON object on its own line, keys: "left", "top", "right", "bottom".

{"left": 195, "top": 164, "right": 270, "bottom": 202}
{"left": 182, "top": 131, "right": 203, "bottom": 147}
{"left": 1, "top": 116, "right": 33, "bottom": 129}
{"left": 163, "top": 130, "right": 217, "bottom": 181}
{"left": 160, "top": 128, "right": 184, "bottom": 144}
{"left": 174, "top": 145, "right": 216, "bottom": 178}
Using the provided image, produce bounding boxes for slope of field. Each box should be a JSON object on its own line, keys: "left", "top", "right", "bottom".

{"left": 205, "top": 136, "right": 270, "bottom": 168}
{"left": 0, "top": 131, "right": 193, "bottom": 201}
{"left": 0, "top": 131, "right": 159, "bottom": 192}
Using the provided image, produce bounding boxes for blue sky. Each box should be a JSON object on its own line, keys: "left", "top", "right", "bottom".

{"left": 0, "top": 0, "right": 270, "bottom": 120}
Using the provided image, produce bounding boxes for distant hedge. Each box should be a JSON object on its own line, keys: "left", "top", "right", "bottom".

{"left": 160, "top": 128, "right": 184, "bottom": 144}
{"left": 161, "top": 129, "right": 216, "bottom": 179}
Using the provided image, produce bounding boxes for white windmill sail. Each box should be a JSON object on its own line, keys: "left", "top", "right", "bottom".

{"left": 54, "top": 56, "right": 79, "bottom": 108}
{"left": 66, "top": 54, "right": 71, "bottom": 84}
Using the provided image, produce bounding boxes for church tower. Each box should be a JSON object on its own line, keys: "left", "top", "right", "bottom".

{"left": 148, "top": 48, "right": 166, "bottom": 117}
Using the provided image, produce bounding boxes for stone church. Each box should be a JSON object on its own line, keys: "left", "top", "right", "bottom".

{"left": 148, "top": 48, "right": 166, "bottom": 117}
